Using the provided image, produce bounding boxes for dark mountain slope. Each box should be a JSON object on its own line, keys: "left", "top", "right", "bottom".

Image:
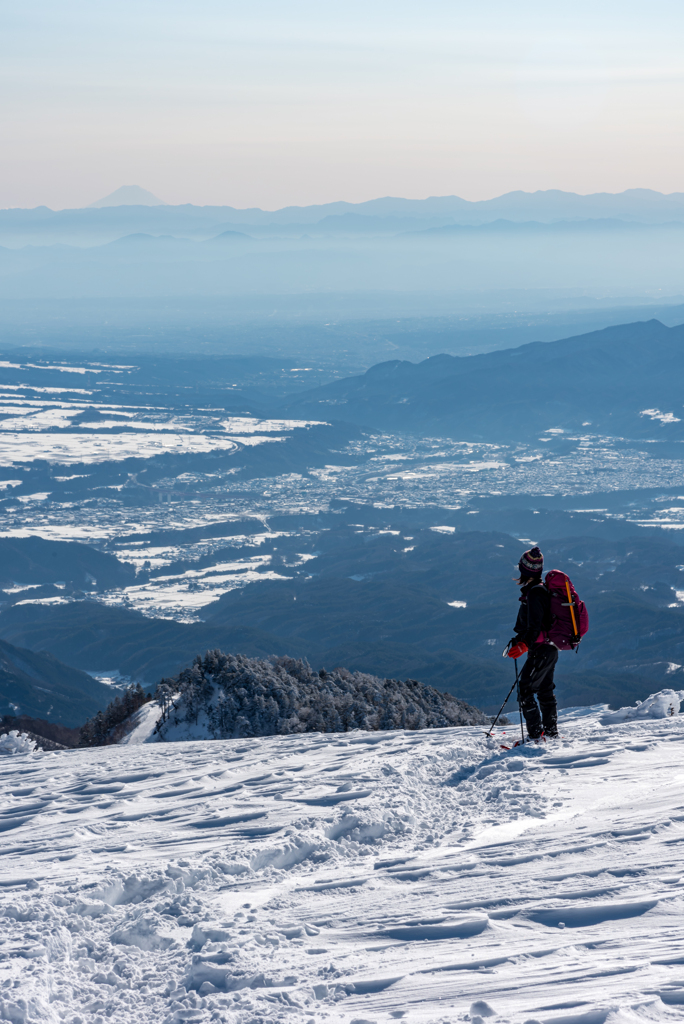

{"left": 283, "top": 319, "right": 684, "bottom": 441}
{"left": 0, "top": 599, "right": 510, "bottom": 711}
{"left": 0, "top": 639, "right": 117, "bottom": 725}
{"left": 0, "top": 537, "right": 136, "bottom": 591}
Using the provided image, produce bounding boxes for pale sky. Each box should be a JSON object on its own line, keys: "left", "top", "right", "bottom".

{"left": 3, "top": 0, "right": 684, "bottom": 210}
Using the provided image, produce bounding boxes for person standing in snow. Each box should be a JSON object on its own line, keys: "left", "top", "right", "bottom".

{"left": 507, "top": 546, "right": 559, "bottom": 740}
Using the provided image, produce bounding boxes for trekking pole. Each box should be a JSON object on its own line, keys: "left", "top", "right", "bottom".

{"left": 485, "top": 677, "right": 518, "bottom": 738}
{"left": 515, "top": 658, "right": 525, "bottom": 745}
{"left": 565, "top": 579, "right": 581, "bottom": 652}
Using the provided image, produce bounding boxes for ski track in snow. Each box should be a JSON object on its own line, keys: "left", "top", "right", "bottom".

{"left": 3, "top": 710, "right": 684, "bottom": 1023}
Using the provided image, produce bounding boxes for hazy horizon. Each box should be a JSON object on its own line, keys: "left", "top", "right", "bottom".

{"left": 4, "top": 1, "right": 684, "bottom": 210}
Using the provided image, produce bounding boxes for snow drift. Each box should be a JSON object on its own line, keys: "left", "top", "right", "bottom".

{"left": 0, "top": 729, "right": 35, "bottom": 755}
{"left": 4, "top": 690, "right": 684, "bottom": 1024}
{"left": 144, "top": 650, "right": 489, "bottom": 743}
{"left": 600, "top": 687, "right": 684, "bottom": 724}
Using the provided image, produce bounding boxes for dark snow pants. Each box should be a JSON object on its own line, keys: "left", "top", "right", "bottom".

{"left": 518, "top": 643, "right": 558, "bottom": 739}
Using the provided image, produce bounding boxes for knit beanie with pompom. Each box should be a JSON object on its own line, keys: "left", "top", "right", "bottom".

{"left": 518, "top": 546, "right": 544, "bottom": 580}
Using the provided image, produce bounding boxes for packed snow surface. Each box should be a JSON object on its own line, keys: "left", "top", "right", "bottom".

{"left": 4, "top": 697, "right": 684, "bottom": 1023}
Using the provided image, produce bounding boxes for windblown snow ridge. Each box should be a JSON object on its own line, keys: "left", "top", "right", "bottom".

{"left": 145, "top": 650, "right": 488, "bottom": 743}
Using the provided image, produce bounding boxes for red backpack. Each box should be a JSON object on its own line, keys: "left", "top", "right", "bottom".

{"left": 539, "top": 570, "right": 589, "bottom": 651}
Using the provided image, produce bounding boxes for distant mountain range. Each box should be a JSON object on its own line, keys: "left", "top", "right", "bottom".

{"left": 284, "top": 318, "right": 684, "bottom": 441}
{"left": 42, "top": 187, "right": 684, "bottom": 223}
{"left": 5, "top": 189, "right": 684, "bottom": 249}
{"left": 2, "top": 218, "right": 684, "bottom": 304}
{"left": 2, "top": 189, "right": 684, "bottom": 309}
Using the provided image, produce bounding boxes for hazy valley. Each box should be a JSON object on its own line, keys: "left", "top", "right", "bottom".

{"left": 1, "top": 312, "right": 684, "bottom": 726}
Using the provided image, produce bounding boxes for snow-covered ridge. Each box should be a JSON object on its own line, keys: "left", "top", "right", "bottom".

{"left": 3, "top": 694, "right": 684, "bottom": 1023}
{"left": 126, "top": 651, "right": 489, "bottom": 744}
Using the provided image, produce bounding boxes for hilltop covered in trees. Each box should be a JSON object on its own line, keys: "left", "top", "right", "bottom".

{"left": 145, "top": 651, "right": 488, "bottom": 743}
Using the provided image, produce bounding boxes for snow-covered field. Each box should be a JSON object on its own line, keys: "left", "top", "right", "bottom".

{"left": 5, "top": 423, "right": 684, "bottom": 620}
{"left": 3, "top": 358, "right": 684, "bottom": 623}
{"left": 3, "top": 701, "right": 684, "bottom": 1024}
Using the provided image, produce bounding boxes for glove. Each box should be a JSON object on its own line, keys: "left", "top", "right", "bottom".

{"left": 507, "top": 641, "right": 528, "bottom": 659}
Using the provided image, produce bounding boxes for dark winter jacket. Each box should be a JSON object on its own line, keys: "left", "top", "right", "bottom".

{"left": 514, "top": 581, "right": 552, "bottom": 648}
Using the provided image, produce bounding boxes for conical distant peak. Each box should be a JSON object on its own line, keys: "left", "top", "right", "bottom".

{"left": 88, "top": 185, "right": 165, "bottom": 208}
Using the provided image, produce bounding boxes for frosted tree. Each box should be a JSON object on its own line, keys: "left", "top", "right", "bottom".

{"left": 80, "top": 683, "right": 151, "bottom": 746}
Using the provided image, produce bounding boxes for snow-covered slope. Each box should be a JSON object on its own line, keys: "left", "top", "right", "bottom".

{"left": 3, "top": 695, "right": 684, "bottom": 1024}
